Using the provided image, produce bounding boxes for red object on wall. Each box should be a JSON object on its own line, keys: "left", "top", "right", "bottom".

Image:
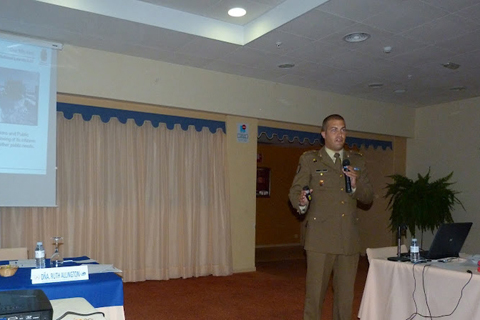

{"left": 256, "top": 167, "right": 270, "bottom": 197}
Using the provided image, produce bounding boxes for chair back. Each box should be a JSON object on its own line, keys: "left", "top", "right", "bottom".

{"left": 366, "top": 245, "right": 407, "bottom": 263}
{"left": 0, "top": 247, "right": 28, "bottom": 260}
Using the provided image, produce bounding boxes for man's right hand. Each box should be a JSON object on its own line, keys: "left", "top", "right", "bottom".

{"left": 298, "top": 188, "right": 312, "bottom": 206}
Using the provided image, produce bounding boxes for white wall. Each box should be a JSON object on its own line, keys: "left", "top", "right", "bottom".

{"left": 226, "top": 116, "right": 258, "bottom": 272}
{"left": 407, "top": 96, "right": 480, "bottom": 254}
{"left": 57, "top": 46, "right": 416, "bottom": 138}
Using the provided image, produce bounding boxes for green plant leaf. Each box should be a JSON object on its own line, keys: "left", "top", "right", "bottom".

{"left": 384, "top": 169, "right": 464, "bottom": 238}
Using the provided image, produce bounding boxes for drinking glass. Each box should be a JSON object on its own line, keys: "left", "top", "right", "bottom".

{"left": 50, "top": 236, "right": 64, "bottom": 267}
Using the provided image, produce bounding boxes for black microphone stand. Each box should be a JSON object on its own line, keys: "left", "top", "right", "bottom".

{"left": 388, "top": 224, "right": 409, "bottom": 262}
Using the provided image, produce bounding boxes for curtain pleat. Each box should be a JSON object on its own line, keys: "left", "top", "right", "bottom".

{"left": 0, "top": 112, "right": 232, "bottom": 282}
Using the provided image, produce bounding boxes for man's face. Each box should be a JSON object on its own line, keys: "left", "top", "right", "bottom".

{"left": 321, "top": 119, "right": 346, "bottom": 151}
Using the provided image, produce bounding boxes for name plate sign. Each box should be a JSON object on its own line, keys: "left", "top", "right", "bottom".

{"left": 31, "top": 265, "right": 89, "bottom": 284}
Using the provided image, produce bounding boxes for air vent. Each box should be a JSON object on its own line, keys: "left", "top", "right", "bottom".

{"left": 343, "top": 33, "right": 370, "bottom": 43}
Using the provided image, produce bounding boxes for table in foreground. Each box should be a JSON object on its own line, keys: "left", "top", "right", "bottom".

{"left": 0, "top": 256, "right": 124, "bottom": 320}
{"left": 358, "top": 257, "right": 480, "bottom": 320}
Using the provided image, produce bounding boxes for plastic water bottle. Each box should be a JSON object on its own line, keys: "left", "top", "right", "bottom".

{"left": 35, "top": 241, "right": 46, "bottom": 268}
{"left": 410, "top": 238, "right": 420, "bottom": 263}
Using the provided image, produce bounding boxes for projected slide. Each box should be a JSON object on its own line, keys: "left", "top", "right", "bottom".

{"left": 0, "top": 67, "right": 39, "bottom": 125}
{"left": 0, "top": 41, "right": 50, "bottom": 175}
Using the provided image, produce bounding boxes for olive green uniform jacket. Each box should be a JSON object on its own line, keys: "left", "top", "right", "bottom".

{"left": 289, "top": 148, "right": 374, "bottom": 254}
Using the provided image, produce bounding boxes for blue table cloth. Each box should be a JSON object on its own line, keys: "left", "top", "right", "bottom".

{"left": 0, "top": 256, "right": 123, "bottom": 308}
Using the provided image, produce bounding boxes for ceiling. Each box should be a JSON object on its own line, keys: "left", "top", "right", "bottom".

{"left": 2, "top": 0, "right": 480, "bottom": 107}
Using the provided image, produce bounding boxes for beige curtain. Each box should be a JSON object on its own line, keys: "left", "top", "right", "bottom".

{"left": 0, "top": 112, "right": 232, "bottom": 282}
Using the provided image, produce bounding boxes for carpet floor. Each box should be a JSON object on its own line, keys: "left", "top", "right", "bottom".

{"left": 123, "top": 253, "right": 368, "bottom": 319}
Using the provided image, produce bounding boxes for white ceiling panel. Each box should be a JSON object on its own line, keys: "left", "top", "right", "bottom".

{"left": 455, "top": 2, "right": 480, "bottom": 22}
{"left": 390, "top": 45, "right": 456, "bottom": 67}
{"left": 362, "top": 0, "right": 449, "bottom": 34}
{"left": 245, "top": 30, "right": 314, "bottom": 54}
{"left": 421, "top": 0, "right": 480, "bottom": 12}
{"left": 2, "top": 0, "right": 480, "bottom": 107}
{"left": 219, "top": 47, "right": 285, "bottom": 69}
{"left": 401, "top": 14, "right": 480, "bottom": 45}
{"left": 278, "top": 9, "right": 356, "bottom": 40}
{"left": 435, "top": 30, "right": 480, "bottom": 54}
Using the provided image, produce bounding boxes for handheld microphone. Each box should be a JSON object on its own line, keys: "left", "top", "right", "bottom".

{"left": 303, "top": 186, "right": 312, "bottom": 202}
{"left": 342, "top": 159, "right": 352, "bottom": 193}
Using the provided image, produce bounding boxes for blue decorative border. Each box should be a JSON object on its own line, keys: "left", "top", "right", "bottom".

{"left": 258, "top": 126, "right": 392, "bottom": 150}
{"left": 57, "top": 102, "right": 226, "bottom": 134}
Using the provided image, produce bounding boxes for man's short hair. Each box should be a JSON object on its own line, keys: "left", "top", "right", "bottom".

{"left": 321, "top": 114, "right": 345, "bottom": 132}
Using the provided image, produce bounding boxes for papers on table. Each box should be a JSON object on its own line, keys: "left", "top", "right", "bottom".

{"left": 86, "top": 264, "right": 122, "bottom": 274}
{"left": 466, "top": 254, "right": 480, "bottom": 265}
{"left": 10, "top": 259, "right": 36, "bottom": 268}
{"left": 430, "top": 257, "right": 478, "bottom": 273}
{"left": 8, "top": 259, "right": 122, "bottom": 274}
{"left": 73, "top": 258, "right": 97, "bottom": 264}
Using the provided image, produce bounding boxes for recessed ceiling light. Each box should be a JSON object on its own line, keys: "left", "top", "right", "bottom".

{"left": 343, "top": 32, "right": 370, "bottom": 43}
{"left": 449, "top": 86, "right": 466, "bottom": 91}
{"left": 368, "top": 83, "right": 383, "bottom": 89}
{"left": 442, "top": 62, "right": 460, "bottom": 70}
{"left": 228, "top": 7, "right": 246, "bottom": 17}
{"left": 278, "top": 63, "right": 295, "bottom": 69}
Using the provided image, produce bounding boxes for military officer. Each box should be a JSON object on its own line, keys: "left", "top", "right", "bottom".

{"left": 289, "top": 114, "right": 373, "bottom": 320}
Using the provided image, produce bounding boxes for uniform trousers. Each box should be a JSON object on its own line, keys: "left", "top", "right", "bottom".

{"left": 304, "top": 251, "right": 359, "bottom": 320}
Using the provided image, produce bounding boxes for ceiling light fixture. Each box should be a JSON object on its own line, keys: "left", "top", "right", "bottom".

{"left": 394, "top": 89, "right": 406, "bottom": 94}
{"left": 442, "top": 62, "right": 460, "bottom": 70}
{"left": 368, "top": 83, "right": 383, "bottom": 89}
{"left": 449, "top": 86, "right": 466, "bottom": 91}
{"left": 228, "top": 7, "right": 246, "bottom": 17}
{"left": 343, "top": 32, "right": 370, "bottom": 43}
{"left": 278, "top": 63, "right": 295, "bottom": 69}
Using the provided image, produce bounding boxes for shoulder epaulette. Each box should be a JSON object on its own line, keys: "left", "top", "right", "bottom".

{"left": 302, "top": 149, "right": 319, "bottom": 155}
{"left": 346, "top": 150, "right": 363, "bottom": 158}
{"left": 351, "top": 150, "right": 363, "bottom": 157}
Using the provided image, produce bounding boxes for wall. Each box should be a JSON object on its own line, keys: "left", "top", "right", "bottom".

{"left": 407, "top": 96, "right": 480, "bottom": 254}
{"left": 57, "top": 46, "right": 415, "bottom": 138}
{"left": 256, "top": 132, "right": 407, "bottom": 253}
{"left": 255, "top": 144, "right": 316, "bottom": 246}
{"left": 54, "top": 45, "right": 416, "bottom": 273}
{"left": 226, "top": 116, "right": 258, "bottom": 272}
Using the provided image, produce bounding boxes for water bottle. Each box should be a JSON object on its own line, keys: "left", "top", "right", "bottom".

{"left": 35, "top": 241, "right": 46, "bottom": 268}
{"left": 410, "top": 238, "right": 420, "bottom": 263}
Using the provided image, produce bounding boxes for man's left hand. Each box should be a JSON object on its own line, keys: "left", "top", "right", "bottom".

{"left": 343, "top": 166, "right": 358, "bottom": 189}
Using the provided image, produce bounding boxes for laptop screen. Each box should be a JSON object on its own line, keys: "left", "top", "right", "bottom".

{"left": 423, "top": 222, "right": 472, "bottom": 260}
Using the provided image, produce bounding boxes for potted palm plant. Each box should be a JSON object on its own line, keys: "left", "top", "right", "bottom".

{"left": 385, "top": 169, "right": 464, "bottom": 245}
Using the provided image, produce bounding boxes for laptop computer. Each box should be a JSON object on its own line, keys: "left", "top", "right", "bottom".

{"left": 421, "top": 222, "right": 472, "bottom": 260}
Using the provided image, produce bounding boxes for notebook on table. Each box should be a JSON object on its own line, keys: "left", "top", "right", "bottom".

{"left": 421, "top": 222, "right": 472, "bottom": 260}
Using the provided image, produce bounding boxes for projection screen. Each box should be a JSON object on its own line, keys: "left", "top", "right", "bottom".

{"left": 0, "top": 33, "right": 60, "bottom": 207}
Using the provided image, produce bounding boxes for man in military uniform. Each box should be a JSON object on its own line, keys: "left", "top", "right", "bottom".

{"left": 289, "top": 114, "right": 373, "bottom": 320}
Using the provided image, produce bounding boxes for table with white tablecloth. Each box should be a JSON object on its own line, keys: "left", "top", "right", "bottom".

{"left": 358, "top": 257, "right": 480, "bottom": 320}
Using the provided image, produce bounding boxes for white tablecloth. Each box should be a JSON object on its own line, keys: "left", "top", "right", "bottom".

{"left": 358, "top": 258, "right": 480, "bottom": 320}
{"left": 51, "top": 298, "right": 125, "bottom": 320}
{"left": 97, "top": 306, "right": 125, "bottom": 320}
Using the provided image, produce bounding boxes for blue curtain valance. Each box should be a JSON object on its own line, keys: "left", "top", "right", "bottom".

{"left": 57, "top": 102, "right": 226, "bottom": 134}
{"left": 258, "top": 126, "right": 392, "bottom": 150}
